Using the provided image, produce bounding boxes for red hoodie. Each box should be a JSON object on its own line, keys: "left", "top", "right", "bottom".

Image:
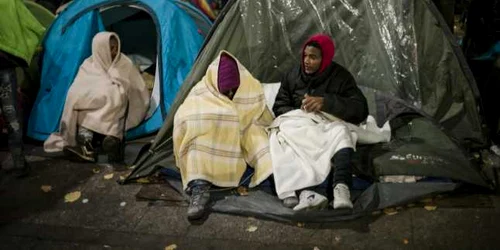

{"left": 302, "top": 34, "right": 336, "bottom": 74}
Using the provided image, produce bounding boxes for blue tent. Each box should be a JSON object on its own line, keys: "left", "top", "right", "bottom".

{"left": 27, "top": 0, "right": 212, "bottom": 140}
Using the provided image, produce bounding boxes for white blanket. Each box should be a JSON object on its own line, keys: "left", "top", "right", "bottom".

{"left": 268, "top": 109, "right": 391, "bottom": 199}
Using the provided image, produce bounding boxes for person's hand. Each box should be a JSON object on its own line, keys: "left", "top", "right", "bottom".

{"left": 301, "top": 94, "right": 324, "bottom": 112}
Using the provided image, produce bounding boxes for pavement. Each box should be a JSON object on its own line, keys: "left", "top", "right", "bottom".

{"left": 1, "top": 148, "right": 500, "bottom": 250}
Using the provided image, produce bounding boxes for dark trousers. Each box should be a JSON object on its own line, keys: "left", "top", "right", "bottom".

{"left": 331, "top": 148, "right": 353, "bottom": 188}
{"left": 0, "top": 67, "right": 25, "bottom": 168}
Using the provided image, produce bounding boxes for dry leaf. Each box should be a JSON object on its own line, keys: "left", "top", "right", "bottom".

{"left": 82, "top": 199, "right": 89, "bottom": 204}
{"left": 246, "top": 225, "right": 258, "bottom": 232}
{"left": 119, "top": 175, "right": 125, "bottom": 181}
{"left": 64, "top": 191, "right": 81, "bottom": 203}
{"left": 136, "top": 178, "right": 150, "bottom": 184}
{"left": 41, "top": 185, "right": 52, "bottom": 192}
{"left": 403, "top": 238, "right": 409, "bottom": 244}
{"left": 237, "top": 186, "right": 249, "bottom": 196}
{"left": 104, "top": 173, "right": 114, "bottom": 180}
{"left": 165, "top": 244, "right": 177, "bottom": 250}
{"left": 120, "top": 202, "right": 127, "bottom": 207}
{"left": 297, "top": 222, "right": 305, "bottom": 228}
{"left": 313, "top": 247, "right": 320, "bottom": 250}
{"left": 424, "top": 205, "right": 437, "bottom": 211}
{"left": 420, "top": 198, "right": 433, "bottom": 203}
{"left": 383, "top": 208, "right": 398, "bottom": 216}
{"left": 92, "top": 168, "right": 101, "bottom": 174}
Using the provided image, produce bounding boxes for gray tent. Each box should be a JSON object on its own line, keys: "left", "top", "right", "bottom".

{"left": 123, "top": 0, "right": 494, "bottom": 222}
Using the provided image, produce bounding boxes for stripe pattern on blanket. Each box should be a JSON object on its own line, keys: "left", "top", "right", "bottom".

{"left": 174, "top": 51, "right": 274, "bottom": 190}
{"left": 268, "top": 110, "right": 391, "bottom": 199}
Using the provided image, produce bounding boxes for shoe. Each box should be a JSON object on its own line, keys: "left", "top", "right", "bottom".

{"left": 12, "top": 157, "right": 30, "bottom": 178}
{"left": 10, "top": 150, "right": 30, "bottom": 178}
{"left": 293, "top": 190, "right": 328, "bottom": 211}
{"left": 282, "top": 195, "right": 299, "bottom": 208}
{"left": 64, "top": 140, "right": 95, "bottom": 162}
{"left": 187, "top": 184, "right": 211, "bottom": 220}
{"left": 333, "top": 183, "right": 353, "bottom": 209}
{"left": 102, "top": 136, "right": 123, "bottom": 163}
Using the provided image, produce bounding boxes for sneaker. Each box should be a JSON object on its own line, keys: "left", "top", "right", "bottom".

{"left": 64, "top": 141, "right": 96, "bottom": 162}
{"left": 333, "top": 183, "right": 353, "bottom": 209}
{"left": 293, "top": 190, "right": 328, "bottom": 211}
{"left": 282, "top": 195, "right": 299, "bottom": 208}
{"left": 187, "top": 184, "right": 211, "bottom": 220}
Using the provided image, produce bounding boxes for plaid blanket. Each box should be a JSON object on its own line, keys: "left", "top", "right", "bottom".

{"left": 174, "top": 51, "right": 274, "bottom": 190}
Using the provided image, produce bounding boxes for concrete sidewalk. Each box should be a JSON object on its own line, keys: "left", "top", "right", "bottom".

{"left": 1, "top": 151, "right": 500, "bottom": 250}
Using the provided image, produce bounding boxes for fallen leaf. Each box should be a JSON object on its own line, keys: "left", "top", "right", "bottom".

{"left": 119, "top": 175, "right": 125, "bottom": 181}
{"left": 420, "top": 198, "right": 433, "bottom": 203}
{"left": 136, "top": 178, "right": 150, "bottom": 184}
{"left": 165, "top": 244, "right": 177, "bottom": 250}
{"left": 403, "top": 238, "right": 409, "bottom": 244}
{"left": 383, "top": 208, "right": 398, "bottom": 216}
{"left": 92, "top": 168, "right": 101, "bottom": 174}
{"left": 82, "top": 199, "right": 89, "bottom": 204}
{"left": 41, "top": 185, "right": 52, "bottom": 192}
{"left": 104, "top": 173, "right": 114, "bottom": 180}
{"left": 424, "top": 205, "right": 437, "bottom": 211}
{"left": 237, "top": 186, "right": 249, "bottom": 196}
{"left": 313, "top": 247, "right": 320, "bottom": 250}
{"left": 64, "top": 191, "right": 81, "bottom": 203}
{"left": 120, "top": 202, "right": 127, "bottom": 207}
{"left": 246, "top": 225, "right": 258, "bottom": 232}
{"left": 297, "top": 222, "right": 305, "bottom": 228}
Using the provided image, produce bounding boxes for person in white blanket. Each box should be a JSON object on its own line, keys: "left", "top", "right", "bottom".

{"left": 271, "top": 34, "right": 369, "bottom": 210}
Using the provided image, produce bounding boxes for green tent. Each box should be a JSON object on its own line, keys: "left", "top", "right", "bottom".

{"left": 123, "top": 0, "right": 494, "bottom": 222}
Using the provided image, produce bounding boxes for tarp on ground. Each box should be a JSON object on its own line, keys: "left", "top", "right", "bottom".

{"left": 124, "top": 0, "right": 493, "bottom": 222}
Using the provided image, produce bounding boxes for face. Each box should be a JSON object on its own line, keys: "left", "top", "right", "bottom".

{"left": 303, "top": 46, "right": 322, "bottom": 74}
{"left": 222, "top": 87, "right": 238, "bottom": 100}
{"left": 110, "top": 37, "right": 119, "bottom": 60}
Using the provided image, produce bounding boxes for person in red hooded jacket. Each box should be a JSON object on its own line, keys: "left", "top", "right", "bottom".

{"left": 273, "top": 34, "right": 368, "bottom": 210}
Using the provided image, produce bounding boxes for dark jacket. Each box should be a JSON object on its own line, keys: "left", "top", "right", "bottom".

{"left": 0, "top": 50, "right": 27, "bottom": 69}
{"left": 273, "top": 62, "right": 368, "bottom": 124}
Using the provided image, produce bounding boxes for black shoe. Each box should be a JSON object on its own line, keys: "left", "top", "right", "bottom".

{"left": 102, "top": 136, "right": 123, "bottom": 163}
{"left": 13, "top": 162, "right": 30, "bottom": 178}
{"left": 187, "top": 184, "right": 211, "bottom": 220}
{"left": 64, "top": 141, "right": 96, "bottom": 162}
{"left": 11, "top": 154, "right": 30, "bottom": 178}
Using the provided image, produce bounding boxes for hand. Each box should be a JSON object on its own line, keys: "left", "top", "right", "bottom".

{"left": 301, "top": 94, "right": 324, "bottom": 112}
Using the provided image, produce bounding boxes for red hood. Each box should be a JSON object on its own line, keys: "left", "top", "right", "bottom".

{"left": 302, "top": 34, "right": 335, "bottom": 74}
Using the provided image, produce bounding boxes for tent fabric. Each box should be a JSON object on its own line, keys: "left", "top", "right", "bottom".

{"left": 27, "top": 0, "right": 211, "bottom": 141}
{"left": 0, "top": 0, "right": 45, "bottom": 66}
{"left": 126, "top": 0, "right": 488, "bottom": 180}
{"left": 123, "top": 0, "right": 492, "bottom": 222}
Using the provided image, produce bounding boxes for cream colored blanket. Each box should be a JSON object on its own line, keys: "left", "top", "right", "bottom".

{"left": 44, "top": 32, "right": 149, "bottom": 152}
{"left": 174, "top": 51, "right": 274, "bottom": 189}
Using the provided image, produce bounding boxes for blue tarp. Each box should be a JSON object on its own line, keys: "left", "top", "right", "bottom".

{"left": 28, "top": 0, "right": 211, "bottom": 140}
